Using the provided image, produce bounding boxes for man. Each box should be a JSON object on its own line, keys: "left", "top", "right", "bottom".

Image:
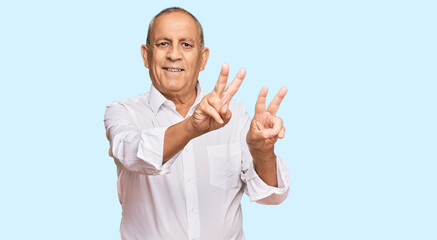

{"left": 104, "top": 7, "right": 289, "bottom": 240}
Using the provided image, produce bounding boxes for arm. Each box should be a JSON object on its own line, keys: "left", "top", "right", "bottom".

{"left": 104, "top": 102, "right": 177, "bottom": 175}
{"left": 240, "top": 97, "right": 290, "bottom": 205}
{"left": 246, "top": 86, "right": 288, "bottom": 187}
{"left": 163, "top": 119, "right": 197, "bottom": 163}
{"left": 104, "top": 64, "right": 246, "bottom": 174}
{"left": 164, "top": 64, "right": 246, "bottom": 162}
{"left": 104, "top": 103, "right": 199, "bottom": 175}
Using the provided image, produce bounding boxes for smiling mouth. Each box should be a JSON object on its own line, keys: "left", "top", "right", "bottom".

{"left": 163, "top": 67, "right": 184, "bottom": 72}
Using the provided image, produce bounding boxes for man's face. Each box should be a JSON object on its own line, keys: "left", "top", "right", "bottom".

{"left": 142, "top": 11, "right": 209, "bottom": 97}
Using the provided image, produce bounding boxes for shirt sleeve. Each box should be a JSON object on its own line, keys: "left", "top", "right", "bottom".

{"left": 238, "top": 104, "right": 290, "bottom": 205}
{"left": 104, "top": 102, "right": 180, "bottom": 175}
{"left": 241, "top": 156, "right": 290, "bottom": 204}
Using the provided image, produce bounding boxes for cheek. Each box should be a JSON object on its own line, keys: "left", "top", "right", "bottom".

{"left": 149, "top": 51, "right": 164, "bottom": 69}
{"left": 189, "top": 56, "right": 203, "bottom": 70}
{"left": 184, "top": 50, "right": 201, "bottom": 64}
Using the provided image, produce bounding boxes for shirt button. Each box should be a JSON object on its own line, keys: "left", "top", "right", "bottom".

{"left": 184, "top": 148, "right": 188, "bottom": 153}
{"left": 187, "top": 178, "right": 191, "bottom": 183}
{"left": 191, "top": 208, "right": 195, "bottom": 213}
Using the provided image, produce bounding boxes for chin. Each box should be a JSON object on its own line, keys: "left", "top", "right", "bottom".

{"left": 164, "top": 81, "right": 185, "bottom": 90}
{"left": 166, "top": 78, "right": 195, "bottom": 89}
{"left": 156, "top": 82, "right": 186, "bottom": 96}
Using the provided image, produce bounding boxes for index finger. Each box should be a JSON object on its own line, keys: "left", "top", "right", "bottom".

{"left": 222, "top": 68, "right": 246, "bottom": 103}
{"left": 255, "top": 86, "right": 268, "bottom": 114}
{"left": 213, "top": 63, "right": 229, "bottom": 95}
{"left": 267, "top": 87, "right": 288, "bottom": 115}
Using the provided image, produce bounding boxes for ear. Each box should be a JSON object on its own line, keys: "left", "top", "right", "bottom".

{"left": 199, "top": 47, "right": 210, "bottom": 71}
{"left": 141, "top": 44, "right": 150, "bottom": 69}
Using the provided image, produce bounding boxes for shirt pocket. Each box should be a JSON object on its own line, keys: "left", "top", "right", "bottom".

{"left": 207, "top": 143, "right": 242, "bottom": 189}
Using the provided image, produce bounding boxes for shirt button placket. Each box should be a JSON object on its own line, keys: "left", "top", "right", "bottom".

{"left": 183, "top": 143, "right": 200, "bottom": 239}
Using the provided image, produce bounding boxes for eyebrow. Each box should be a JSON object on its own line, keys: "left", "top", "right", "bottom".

{"left": 155, "top": 37, "right": 196, "bottom": 43}
{"left": 156, "top": 37, "right": 171, "bottom": 42}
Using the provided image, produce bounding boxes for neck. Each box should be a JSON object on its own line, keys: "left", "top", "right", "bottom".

{"left": 163, "top": 88, "right": 197, "bottom": 118}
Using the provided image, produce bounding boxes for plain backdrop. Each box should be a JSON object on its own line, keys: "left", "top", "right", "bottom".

{"left": 1, "top": 0, "right": 436, "bottom": 239}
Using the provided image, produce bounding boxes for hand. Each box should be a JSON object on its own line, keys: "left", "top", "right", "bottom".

{"left": 190, "top": 63, "right": 246, "bottom": 136}
{"left": 246, "top": 86, "right": 287, "bottom": 155}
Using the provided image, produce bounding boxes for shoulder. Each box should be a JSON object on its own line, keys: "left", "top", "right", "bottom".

{"left": 104, "top": 92, "right": 152, "bottom": 119}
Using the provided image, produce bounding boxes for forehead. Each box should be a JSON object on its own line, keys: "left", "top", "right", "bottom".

{"left": 151, "top": 11, "right": 200, "bottom": 41}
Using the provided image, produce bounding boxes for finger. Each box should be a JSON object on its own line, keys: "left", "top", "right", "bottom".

{"left": 262, "top": 117, "right": 282, "bottom": 138}
{"left": 205, "top": 105, "right": 224, "bottom": 124}
{"left": 207, "top": 94, "right": 222, "bottom": 112}
{"left": 220, "top": 103, "right": 232, "bottom": 124}
{"left": 278, "top": 126, "right": 285, "bottom": 139}
{"left": 262, "top": 129, "right": 273, "bottom": 139}
{"left": 222, "top": 68, "right": 246, "bottom": 103}
{"left": 271, "top": 117, "right": 283, "bottom": 136}
{"left": 220, "top": 103, "right": 229, "bottom": 117}
{"left": 255, "top": 86, "right": 268, "bottom": 114}
{"left": 213, "top": 63, "right": 229, "bottom": 95}
{"left": 222, "top": 108, "right": 232, "bottom": 124}
{"left": 267, "top": 86, "right": 288, "bottom": 115}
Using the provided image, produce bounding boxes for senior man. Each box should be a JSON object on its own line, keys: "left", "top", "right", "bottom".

{"left": 104, "top": 7, "right": 290, "bottom": 240}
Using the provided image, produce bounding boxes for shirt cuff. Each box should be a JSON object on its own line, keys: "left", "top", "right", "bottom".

{"left": 243, "top": 156, "right": 290, "bottom": 203}
{"left": 136, "top": 127, "right": 181, "bottom": 175}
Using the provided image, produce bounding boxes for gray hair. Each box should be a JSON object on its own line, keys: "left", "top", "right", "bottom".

{"left": 146, "top": 7, "right": 204, "bottom": 49}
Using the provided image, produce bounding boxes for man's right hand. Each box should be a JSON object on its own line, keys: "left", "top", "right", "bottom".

{"left": 189, "top": 63, "right": 246, "bottom": 136}
{"left": 163, "top": 64, "right": 245, "bottom": 163}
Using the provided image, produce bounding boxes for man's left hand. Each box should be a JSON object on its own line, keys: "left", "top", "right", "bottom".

{"left": 246, "top": 86, "right": 287, "bottom": 186}
{"left": 247, "top": 86, "right": 287, "bottom": 152}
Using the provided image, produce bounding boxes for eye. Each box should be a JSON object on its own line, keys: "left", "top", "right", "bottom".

{"left": 157, "top": 42, "right": 168, "bottom": 47}
{"left": 182, "top": 42, "right": 192, "bottom": 48}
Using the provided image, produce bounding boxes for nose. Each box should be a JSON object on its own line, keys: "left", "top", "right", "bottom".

{"left": 166, "top": 44, "right": 182, "bottom": 61}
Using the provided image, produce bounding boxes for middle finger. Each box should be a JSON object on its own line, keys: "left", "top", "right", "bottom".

{"left": 222, "top": 68, "right": 246, "bottom": 104}
{"left": 213, "top": 63, "right": 230, "bottom": 96}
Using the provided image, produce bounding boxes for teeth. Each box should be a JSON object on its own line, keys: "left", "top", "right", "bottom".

{"left": 165, "top": 68, "right": 183, "bottom": 72}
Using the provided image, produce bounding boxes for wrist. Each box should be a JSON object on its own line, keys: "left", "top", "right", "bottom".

{"left": 253, "top": 151, "right": 276, "bottom": 163}
{"left": 184, "top": 116, "right": 204, "bottom": 139}
{"left": 251, "top": 151, "right": 278, "bottom": 187}
{"left": 250, "top": 147, "right": 276, "bottom": 163}
{"left": 249, "top": 144, "right": 274, "bottom": 155}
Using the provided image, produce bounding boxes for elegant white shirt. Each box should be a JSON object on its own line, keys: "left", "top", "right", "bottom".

{"left": 104, "top": 83, "right": 290, "bottom": 240}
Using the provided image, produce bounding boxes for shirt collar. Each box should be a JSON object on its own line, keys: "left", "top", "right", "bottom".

{"left": 148, "top": 81, "right": 204, "bottom": 116}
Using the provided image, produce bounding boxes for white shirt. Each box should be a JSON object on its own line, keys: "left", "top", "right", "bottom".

{"left": 104, "top": 83, "right": 290, "bottom": 240}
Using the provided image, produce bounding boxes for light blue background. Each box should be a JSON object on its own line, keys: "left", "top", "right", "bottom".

{"left": 1, "top": 0, "right": 436, "bottom": 239}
